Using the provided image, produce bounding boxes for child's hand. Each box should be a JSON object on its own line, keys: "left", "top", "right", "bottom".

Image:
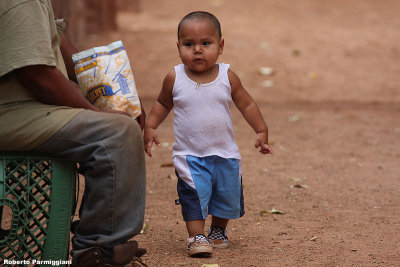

{"left": 255, "top": 132, "right": 273, "bottom": 154}
{"left": 143, "top": 128, "right": 160, "bottom": 157}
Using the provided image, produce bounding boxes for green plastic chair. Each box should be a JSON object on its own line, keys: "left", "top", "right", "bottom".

{"left": 0, "top": 152, "right": 76, "bottom": 266}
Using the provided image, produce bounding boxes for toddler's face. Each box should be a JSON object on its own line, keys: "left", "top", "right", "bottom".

{"left": 177, "top": 19, "right": 224, "bottom": 74}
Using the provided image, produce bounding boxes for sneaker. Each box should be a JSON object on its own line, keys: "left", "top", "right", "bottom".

{"left": 187, "top": 234, "right": 213, "bottom": 257}
{"left": 207, "top": 226, "right": 229, "bottom": 248}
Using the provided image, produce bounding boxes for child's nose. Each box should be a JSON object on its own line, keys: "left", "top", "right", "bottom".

{"left": 193, "top": 44, "right": 202, "bottom": 53}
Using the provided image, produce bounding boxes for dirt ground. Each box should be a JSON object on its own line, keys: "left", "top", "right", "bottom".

{"left": 75, "top": 0, "right": 400, "bottom": 266}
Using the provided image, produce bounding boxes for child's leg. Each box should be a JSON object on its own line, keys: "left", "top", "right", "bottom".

{"left": 206, "top": 157, "right": 244, "bottom": 249}
{"left": 186, "top": 219, "right": 206, "bottom": 237}
{"left": 208, "top": 216, "right": 230, "bottom": 248}
{"left": 211, "top": 216, "right": 229, "bottom": 229}
{"left": 173, "top": 155, "right": 218, "bottom": 257}
{"left": 185, "top": 219, "right": 213, "bottom": 257}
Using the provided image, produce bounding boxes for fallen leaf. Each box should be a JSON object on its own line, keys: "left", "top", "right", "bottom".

{"left": 258, "top": 67, "right": 274, "bottom": 76}
{"left": 258, "top": 208, "right": 285, "bottom": 215}
{"left": 160, "top": 162, "right": 174, "bottom": 167}
{"left": 262, "top": 80, "right": 274, "bottom": 88}
{"left": 268, "top": 208, "right": 285, "bottom": 214}
{"left": 288, "top": 114, "right": 301, "bottom": 122}
{"left": 258, "top": 210, "right": 268, "bottom": 215}
{"left": 291, "top": 49, "right": 301, "bottom": 56}
{"left": 310, "top": 236, "right": 317, "bottom": 241}
{"left": 259, "top": 42, "right": 271, "bottom": 49}
{"left": 290, "top": 184, "right": 309, "bottom": 189}
{"left": 140, "top": 223, "right": 148, "bottom": 234}
{"left": 277, "top": 144, "right": 287, "bottom": 151}
{"left": 308, "top": 71, "right": 319, "bottom": 79}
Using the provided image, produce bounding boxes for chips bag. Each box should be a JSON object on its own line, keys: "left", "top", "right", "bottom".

{"left": 72, "top": 40, "right": 141, "bottom": 118}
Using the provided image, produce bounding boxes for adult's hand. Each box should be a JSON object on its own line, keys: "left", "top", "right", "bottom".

{"left": 136, "top": 100, "right": 146, "bottom": 130}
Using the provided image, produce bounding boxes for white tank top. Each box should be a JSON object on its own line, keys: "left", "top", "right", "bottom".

{"left": 172, "top": 63, "right": 241, "bottom": 159}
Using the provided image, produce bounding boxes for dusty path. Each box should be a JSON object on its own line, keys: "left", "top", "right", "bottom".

{"left": 76, "top": 1, "right": 400, "bottom": 266}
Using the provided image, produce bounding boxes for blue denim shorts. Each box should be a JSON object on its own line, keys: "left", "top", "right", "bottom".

{"left": 173, "top": 155, "right": 245, "bottom": 221}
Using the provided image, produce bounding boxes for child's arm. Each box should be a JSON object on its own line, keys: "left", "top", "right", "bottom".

{"left": 229, "top": 69, "right": 273, "bottom": 155}
{"left": 144, "top": 70, "right": 175, "bottom": 157}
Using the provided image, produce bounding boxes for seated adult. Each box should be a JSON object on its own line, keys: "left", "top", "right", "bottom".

{"left": 0, "top": 1, "right": 146, "bottom": 266}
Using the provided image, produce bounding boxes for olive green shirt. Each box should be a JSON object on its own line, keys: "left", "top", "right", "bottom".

{"left": 0, "top": 0, "right": 83, "bottom": 150}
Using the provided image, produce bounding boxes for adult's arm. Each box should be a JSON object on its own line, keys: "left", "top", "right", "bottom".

{"left": 15, "top": 65, "right": 100, "bottom": 112}
{"left": 60, "top": 33, "right": 79, "bottom": 83}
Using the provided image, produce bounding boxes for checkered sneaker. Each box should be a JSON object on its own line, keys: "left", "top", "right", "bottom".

{"left": 187, "top": 234, "right": 213, "bottom": 257}
{"left": 207, "top": 226, "right": 229, "bottom": 248}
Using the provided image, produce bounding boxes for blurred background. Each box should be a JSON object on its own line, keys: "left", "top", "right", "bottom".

{"left": 51, "top": 0, "right": 400, "bottom": 103}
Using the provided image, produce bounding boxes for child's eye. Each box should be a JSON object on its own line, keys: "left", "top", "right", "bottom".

{"left": 203, "top": 41, "right": 211, "bottom": 46}
{"left": 184, "top": 42, "right": 192, "bottom": 47}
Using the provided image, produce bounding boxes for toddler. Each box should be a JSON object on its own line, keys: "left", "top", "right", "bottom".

{"left": 144, "top": 11, "right": 273, "bottom": 257}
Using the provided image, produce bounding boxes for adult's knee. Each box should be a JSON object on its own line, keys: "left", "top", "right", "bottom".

{"left": 110, "top": 115, "right": 144, "bottom": 149}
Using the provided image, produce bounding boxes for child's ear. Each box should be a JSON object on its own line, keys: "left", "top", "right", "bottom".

{"left": 219, "top": 38, "right": 224, "bottom": 55}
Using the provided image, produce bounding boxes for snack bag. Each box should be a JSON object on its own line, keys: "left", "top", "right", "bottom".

{"left": 72, "top": 40, "right": 141, "bottom": 118}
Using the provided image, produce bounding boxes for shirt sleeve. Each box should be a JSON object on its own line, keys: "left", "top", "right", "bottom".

{"left": 0, "top": 0, "right": 56, "bottom": 77}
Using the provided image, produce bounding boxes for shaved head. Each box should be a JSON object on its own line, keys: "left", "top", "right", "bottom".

{"left": 178, "top": 11, "right": 222, "bottom": 40}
